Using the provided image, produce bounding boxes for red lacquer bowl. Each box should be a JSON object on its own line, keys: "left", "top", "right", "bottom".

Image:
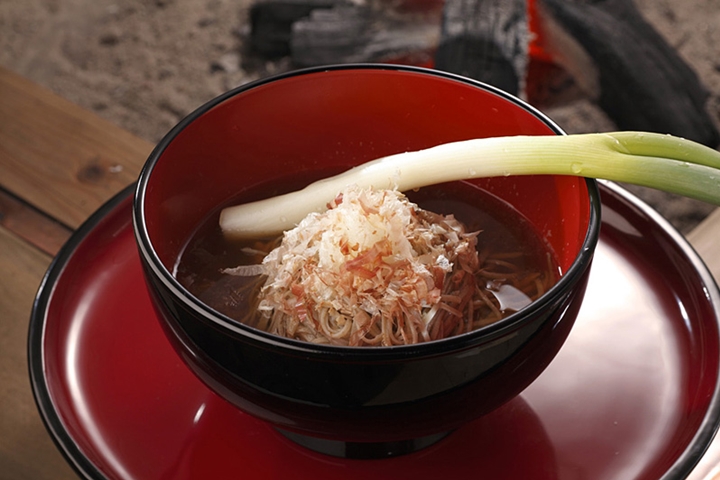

{"left": 132, "top": 64, "right": 601, "bottom": 457}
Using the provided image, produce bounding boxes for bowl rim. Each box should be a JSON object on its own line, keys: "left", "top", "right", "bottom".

{"left": 132, "top": 63, "right": 602, "bottom": 360}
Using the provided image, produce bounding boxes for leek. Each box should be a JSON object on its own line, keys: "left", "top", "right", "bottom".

{"left": 219, "top": 131, "right": 720, "bottom": 238}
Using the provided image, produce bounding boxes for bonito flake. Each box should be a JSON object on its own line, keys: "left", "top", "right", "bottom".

{"left": 255, "top": 185, "right": 480, "bottom": 346}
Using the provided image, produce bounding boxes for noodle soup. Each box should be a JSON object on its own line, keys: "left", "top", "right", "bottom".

{"left": 176, "top": 180, "right": 560, "bottom": 346}
{"left": 134, "top": 66, "right": 600, "bottom": 449}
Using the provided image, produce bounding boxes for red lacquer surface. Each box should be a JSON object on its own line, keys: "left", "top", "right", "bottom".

{"left": 142, "top": 68, "right": 588, "bottom": 274}
{"left": 34, "top": 183, "right": 720, "bottom": 479}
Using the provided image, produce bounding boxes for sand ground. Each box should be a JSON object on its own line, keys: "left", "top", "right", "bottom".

{"left": 1, "top": 0, "right": 719, "bottom": 233}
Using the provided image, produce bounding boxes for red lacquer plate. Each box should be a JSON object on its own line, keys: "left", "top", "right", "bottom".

{"left": 29, "top": 182, "right": 720, "bottom": 480}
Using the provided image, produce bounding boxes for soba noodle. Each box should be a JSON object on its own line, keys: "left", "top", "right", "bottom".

{"left": 222, "top": 186, "right": 555, "bottom": 347}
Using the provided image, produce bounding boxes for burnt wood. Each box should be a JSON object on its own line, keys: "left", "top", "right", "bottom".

{"left": 249, "top": 0, "right": 343, "bottom": 57}
{"left": 248, "top": 0, "right": 719, "bottom": 148}
{"left": 435, "top": 0, "right": 528, "bottom": 97}
{"left": 539, "top": 0, "right": 720, "bottom": 147}
{"left": 290, "top": 6, "right": 439, "bottom": 66}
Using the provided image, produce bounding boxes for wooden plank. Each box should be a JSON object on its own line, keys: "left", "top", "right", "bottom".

{"left": 687, "top": 207, "right": 720, "bottom": 284}
{"left": 0, "top": 187, "right": 72, "bottom": 257}
{"left": 685, "top": 208, "right": 720, "bottom": 480}
{"left": 0, "top": 66, "right": 153, "bottom": 229}
{"left": 0, "top": 226, "right": 78, "bottom": 480}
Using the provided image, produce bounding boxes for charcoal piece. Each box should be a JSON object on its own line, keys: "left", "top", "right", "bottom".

{"left": 249, "top": 0, "right": 344, "bottom": 57}
{"left": 539, "top": 0, "right": 720, "bottom": 147}
{"left": 290, "top": 6, "right": 440, "bottom": 67}
{"left": 436, "top": 36, "right": 520, "bottom": 96}
{"left": 435, "top": 0, "right": 529, "bottom": 96}
{"left": 290, "top": 6, "right": 373, "bottom": 66}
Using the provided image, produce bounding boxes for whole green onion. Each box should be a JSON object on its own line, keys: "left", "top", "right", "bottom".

{"left": 219, "top": 131, "right": 720, "bottom": 238}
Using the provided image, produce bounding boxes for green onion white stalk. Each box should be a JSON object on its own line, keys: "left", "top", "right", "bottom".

{"left": 219, "top": 131, "right": 720, "bottom": 238}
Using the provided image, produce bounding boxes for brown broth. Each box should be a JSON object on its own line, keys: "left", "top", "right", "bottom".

{"left": 175, "top": 181, "right": 560, "bottom": 338}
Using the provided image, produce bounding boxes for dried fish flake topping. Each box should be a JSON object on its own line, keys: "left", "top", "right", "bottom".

{"left": 254, "top": 185, "right": 480, "bottom": 346}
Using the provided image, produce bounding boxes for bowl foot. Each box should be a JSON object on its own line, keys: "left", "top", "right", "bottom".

{"left": 276, "top": 429, "right": 451, "bottom": 459}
